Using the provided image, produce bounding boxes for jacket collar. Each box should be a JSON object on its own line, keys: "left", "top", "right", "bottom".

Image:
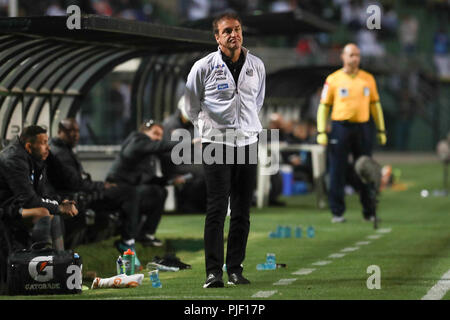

{"left": 216, "top": 46, "right": 248, "bottom": 59}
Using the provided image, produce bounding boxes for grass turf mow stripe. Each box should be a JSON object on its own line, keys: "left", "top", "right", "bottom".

{"left": 252, "top": 290, "right": 278, "bottom": 298}
{"left": 421, "top": 269, "right": 450, "bottom": 300}
{"left": 273, "top": 279, "right": 298, "bottom": 286}
{"left": 292, "top": 268, "right": 316, "bottom": 275}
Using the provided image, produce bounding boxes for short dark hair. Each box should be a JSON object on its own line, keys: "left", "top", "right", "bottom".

{"left": 19, "top": 125, "right": 47, "bottom": 145}
{"left": 212, "top": 12, "right": 242, "bottom": 34}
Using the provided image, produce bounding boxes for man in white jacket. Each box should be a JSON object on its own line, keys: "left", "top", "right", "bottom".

{"left": 185, "top": 12, "right": 266, "bottom": 288}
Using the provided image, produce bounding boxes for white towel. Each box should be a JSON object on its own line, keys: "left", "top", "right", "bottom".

{"left": 91, "top": 273, "right": 144, "bottom": 289}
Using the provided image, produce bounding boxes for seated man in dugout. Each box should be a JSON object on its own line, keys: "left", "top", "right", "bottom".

{"left": 0, "top": 125, "right": 78, "bottom": 251}
{"left": 106, "top": 120, "right": 189, "bottom": 248}
{"left": 47, "top": 118, "right": 116, "bottom": 247}
{"left": 46, "top": 118, "right": 142, "bottom": 268}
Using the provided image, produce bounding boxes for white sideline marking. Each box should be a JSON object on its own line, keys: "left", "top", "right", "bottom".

{"left": 252, "top": 290, "right": 278, "bottom": 298}
{"left": 274, "top": 279, "right": 297, "bottom": 286}
{"left": 367, "top": 234, "right": 382, "bottom": 239}
{"left": 292, "top": 268, "right": 316, "bottom": 275}
{"left": 329, "top": 253, "right": 346, "bottom": 259}
{"left": 421, "top": 269, "right": 450, "bottom": 300}
{"left": 312, "top": 260, "right": 332, "bottom": 266}
{"left": 376, "top": 228, "right": 392, "bottom": 234}
{"left": 355, "top": 241, "right": 371, "bottom": 246}
{"left": 341, "top": 247, "right": 359, "bottom": 252}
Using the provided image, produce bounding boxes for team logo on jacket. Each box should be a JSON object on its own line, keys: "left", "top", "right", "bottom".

{"left": 246, "top": 68, "right": 253, "bottom": 76}
{"left": 217, "top": 83, "right": 229, "bottom": 90}
{"left": 364, "top": 87, "right": 370, "bottom": 96}
{"left": 213, "top": 64, "right": 225, "bottom": 75}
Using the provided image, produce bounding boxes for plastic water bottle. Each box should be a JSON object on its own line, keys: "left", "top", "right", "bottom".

{"left": 284, "top": 226, "right": 292, "bottom": 238}
{"left": 122, "top": 249, "right": 135, "bottom": 275}
{"left": 269, "top": 231, "right": 279, "bottom": 239}
{"left": 276, "top": 225, "right": 283, "bottom": 237}
{"left": 266, "top": 253, "right": 276, "bottom": 269}
{"left": 116, "top": 256, "right": 125, "bottom": 275}
{"left": 149, "top": 270, "right": 162, "bottom": 288}
{"left": 256, "top": 263, "right": 266, "bottom": 270}
{"left": 307, "top": 226, "right": 315, "bottom": 238}
{"left": 295, "top": 226, "right": 302, "bottom": 238}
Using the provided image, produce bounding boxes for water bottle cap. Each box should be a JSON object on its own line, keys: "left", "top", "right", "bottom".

{"left": 124, "top": 249, "right": 135, "bottom": 255}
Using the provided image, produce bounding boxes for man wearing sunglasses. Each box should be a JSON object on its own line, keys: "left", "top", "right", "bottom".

{"left": 106, "top": 120, "right": 187, "bottom": 248}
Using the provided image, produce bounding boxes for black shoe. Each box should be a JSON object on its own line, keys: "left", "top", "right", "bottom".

{"left": 138, "top": 235, "right": 163, "bottom": 247}
{"left": 162, "top": 254, "right": 192, "bottom": 269}
{"left": 151, "top": 254, "right": 192, "bottom": 270}
{"left": 203, "top": 273, "right": 224, "bottom": 288}
{"left": 227, "top": 273, "right": 251, "bottom": 285}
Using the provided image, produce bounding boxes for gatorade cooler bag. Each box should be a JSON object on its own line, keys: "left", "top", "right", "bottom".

{"left": 6, "top": 244, "right": 82, "bottom": 295}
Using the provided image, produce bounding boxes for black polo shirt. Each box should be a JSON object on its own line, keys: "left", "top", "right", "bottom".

{"left": 221, "top": 50, "right": 245, "bottom": 86}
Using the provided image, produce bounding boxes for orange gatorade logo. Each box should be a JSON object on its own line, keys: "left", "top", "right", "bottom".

{"left": 28, "top": 256, "right": 54, "bottom": 282}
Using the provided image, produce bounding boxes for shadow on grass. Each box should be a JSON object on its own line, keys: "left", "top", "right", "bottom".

{"left": 165, "top": 238, "right": 204, "bottom": 253}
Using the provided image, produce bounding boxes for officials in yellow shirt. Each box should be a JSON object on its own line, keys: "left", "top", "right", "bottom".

{"left": 316, "top": 43, "right": 386, "bottom": 223}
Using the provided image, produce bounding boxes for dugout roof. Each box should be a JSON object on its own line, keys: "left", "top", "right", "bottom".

{"left": 0, "top": 15, "right": 216, "bottom": 141}
{"left": 0, "top": 12, "right": 336, "bottom": 142}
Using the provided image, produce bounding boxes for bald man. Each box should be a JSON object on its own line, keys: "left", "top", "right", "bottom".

{"left": 316, "top": 43, "right": 386, "bottom": 223}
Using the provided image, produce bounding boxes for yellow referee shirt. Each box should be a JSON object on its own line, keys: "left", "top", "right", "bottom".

{"left": 320, "top": 69, "right": 379, "bottom": 123}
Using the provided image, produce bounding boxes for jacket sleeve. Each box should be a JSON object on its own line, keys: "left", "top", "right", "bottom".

{"left": 256, "top": 60, "right": 266, "bottom": 113}
{"left": 122, "top": 136, "right": 179, "bottom": 159}
{"left": 185, "top": 60, "right": 205, "bottom": 127}
{"left": 1, "top": 156, "right": 60, "bottom": 215}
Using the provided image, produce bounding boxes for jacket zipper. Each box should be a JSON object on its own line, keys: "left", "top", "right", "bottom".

{"left": 235, "top": 56, "right": 247, "bottom": 128}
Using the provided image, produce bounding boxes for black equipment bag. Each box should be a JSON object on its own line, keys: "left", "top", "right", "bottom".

{"left": 6, "top": 243, "right": 82, "bottom": 295}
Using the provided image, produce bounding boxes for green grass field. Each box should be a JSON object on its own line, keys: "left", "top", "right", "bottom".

{"left": 2, "top": 158, "right": 449, "bottom": 300}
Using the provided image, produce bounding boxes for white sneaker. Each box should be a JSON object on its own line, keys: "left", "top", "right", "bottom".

{"left": 331, "top": 216, "right": 346, "bottom": 223}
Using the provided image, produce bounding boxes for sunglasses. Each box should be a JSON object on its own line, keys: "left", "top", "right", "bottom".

{"left": 144, "top": 119, "right": 155, "bottom": 128}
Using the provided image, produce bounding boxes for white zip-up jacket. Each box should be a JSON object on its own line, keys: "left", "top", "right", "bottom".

{"left": 185, "top": 47, "right": 266, "bottom": 147}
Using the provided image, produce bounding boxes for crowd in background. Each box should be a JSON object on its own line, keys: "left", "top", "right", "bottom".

{"left": 0, "top": 0, "right": 448, "bottom": 149}
{"left": 1, "top": 1, "right": 448, "bottom": 78}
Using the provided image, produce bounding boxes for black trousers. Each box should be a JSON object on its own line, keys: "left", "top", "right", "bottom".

{"left": 202, "top": 142, "right": 257, "bottom": 277}
{"left": 328, "top": 120, "right": 374, "bottom": 217}
{"left": 98, "top": 184, "right": 140, "bottom": 241}
{"left": 136, "top": 184, "right": 167, "bottom": 236}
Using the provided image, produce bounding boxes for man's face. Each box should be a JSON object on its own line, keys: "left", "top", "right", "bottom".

{"left": 215, "top": 18, "right": 243, "bottom": 53}
{"left": 341, "top": 45, "right": 361, "bottom": 70}
{"left": 147, "top": 126, "right": 163, "bottom": 141}
{"left": 27, "top": 133, "right": 50, "bottom": 161}
{"left": 60, "top": 121, "right": 80, "bottom": 148}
